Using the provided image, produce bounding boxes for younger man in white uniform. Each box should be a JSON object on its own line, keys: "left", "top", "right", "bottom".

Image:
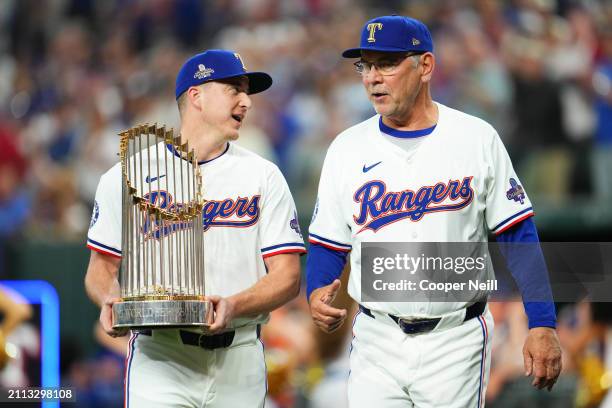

{"left": 85, "top": 49, "right": 305, "bottom": 408}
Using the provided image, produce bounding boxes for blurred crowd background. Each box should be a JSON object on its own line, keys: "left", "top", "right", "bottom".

{"left": 0, "top": 0, "right": 611, "bottom": 407}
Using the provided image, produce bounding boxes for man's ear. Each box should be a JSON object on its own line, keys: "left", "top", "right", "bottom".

{"left": 420, "top": 52, "right": 435, "bottom": 83}
{"left": 187, "top": 85, "right": 204, "bottom": 111}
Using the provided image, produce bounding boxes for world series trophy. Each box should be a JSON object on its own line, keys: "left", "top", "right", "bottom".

{"left": 112, "top": 124, "right": 213, "bottom": 329}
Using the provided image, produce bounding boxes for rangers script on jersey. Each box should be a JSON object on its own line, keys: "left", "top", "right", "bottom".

{"left": 309, "top": 102, "right": 534, "bottom": 318}
{"left": 88, "top": 142, "right": 306, "bottom": 328}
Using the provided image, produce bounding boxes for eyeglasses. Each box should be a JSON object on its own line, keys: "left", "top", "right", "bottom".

{"left": 353, "top": 52, "right": 424, "bottom": 76}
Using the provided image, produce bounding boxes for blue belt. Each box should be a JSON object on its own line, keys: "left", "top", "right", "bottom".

{"left": 359, "top": 302, "right": 486, "bottom": 335}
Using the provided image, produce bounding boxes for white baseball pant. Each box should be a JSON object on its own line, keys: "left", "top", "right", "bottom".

{"left": 348, "top": 307, "right": 494, "bottom": 407}
{"left": 124, "top": 326, "right": 266, "bottom": 408}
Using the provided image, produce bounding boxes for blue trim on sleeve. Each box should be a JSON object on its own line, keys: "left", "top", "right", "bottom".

{"left": 379, "top": 116, "right": 436, "bottom": 138}
{"left": 308, "top": 233, "right": 352, "bottom": 249}
{"left": 87, "top": 238, "right": 122, "bottom": 255}
{"left": 261, "top": 242, "right": 306, "bottom": 252}
{"left": 306, "top": 243, "right": 348, "bottom": 300}
{"left": 496, "top": 218, "right": 557, "bottom": 329}
{"left": 492, "top": 207, "right": 533, "bottom": 231}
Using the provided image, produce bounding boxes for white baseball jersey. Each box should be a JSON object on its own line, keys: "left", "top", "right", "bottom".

{"left": 309, "top": 102, "right": 533, "bottom": 318}
{"left": 87, "top": 141, "right": 306, "bottom": 328}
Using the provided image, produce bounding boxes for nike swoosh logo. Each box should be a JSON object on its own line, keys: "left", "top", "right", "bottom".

{"left": 362, "top": 161, "right": 382, "bottom": 173}
{"left": 145, "top": 175, "right": 166, "bottom": 183}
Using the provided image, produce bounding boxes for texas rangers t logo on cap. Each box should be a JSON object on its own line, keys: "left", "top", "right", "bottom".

{"left": 341, "top": 15, "right": 433, "bottom": 58}
{"left": 234, "top": 53, "right": 246, "bottom": 70}
{"left": 367, "top": 23, "right": 383, "bottom": 42}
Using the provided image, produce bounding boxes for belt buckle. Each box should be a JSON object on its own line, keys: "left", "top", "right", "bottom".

{"left": 398, "top": 318, "right": 419, "bottom": 335}
{"left": 398, "top": 317, "right": 437, "bottom": 335}
{"left": 198, "top": 334, "right": 210, "bottom": 349}
{"left": 399, "top": 317, "right": 419, "bottom": 324}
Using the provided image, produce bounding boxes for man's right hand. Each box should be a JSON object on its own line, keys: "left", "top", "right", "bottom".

{"left": 85, "top": 251, "right": 126, "bottom": 337}
{"left": 100, "top": 297, "right": 129, "bottom": 338}
{"left": 309, "top": 279, "right": 348, "bottom": 333}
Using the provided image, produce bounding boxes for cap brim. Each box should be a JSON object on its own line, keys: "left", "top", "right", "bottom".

{"left": 342, "top": 48, "right": 364, "bottom": 58}
{"left": 176, "top": 71, "right": 273, "bottom": 99}
{"left": 244, "top": 72, "right": 273, "bottom": 94}
{"left": 341, "top": 46, "right": 417, "bottom": 58}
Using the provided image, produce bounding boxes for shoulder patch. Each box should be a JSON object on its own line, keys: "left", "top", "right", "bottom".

{"left": 89, "top": 200, "right": 100, "bottom": 228}
{"left": 506, "top": 178, "right": 525, "bottom": 204}
{"left": 290, "top": 210, "right": 302, "bottom": 238}
{"left": 311, "top": 197, "right": 319, "bottom": 224}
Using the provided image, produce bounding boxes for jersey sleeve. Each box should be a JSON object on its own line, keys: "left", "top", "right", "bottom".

{"left": 308, "top": 144, "right": 352, "bottom": 252}
{"left": 86, "top": 168, "right": 122, "bottom": 258}
{"left": 258, "top": 165, "right": 306, "bottom": 258}
{"left": 485, "top": 131, "right": 534, "bottom": 235}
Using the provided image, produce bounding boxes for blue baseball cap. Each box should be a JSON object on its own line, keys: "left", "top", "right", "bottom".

{"left": 175, "top": 49, "right": 273, "bottom": 99}
{"left": 342, "top": 15, "right": 433, "bottom": 58}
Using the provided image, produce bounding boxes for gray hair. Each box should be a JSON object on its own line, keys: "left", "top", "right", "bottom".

{"left": 409, "top": 54, "right": 421, "bottom": 68}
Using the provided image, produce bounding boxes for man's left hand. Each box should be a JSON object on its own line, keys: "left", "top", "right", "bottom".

{"left": 205, "top": 295, "right": 236, "bottom": 334}
{"left": 523, "top": 327, "right": 562, "bottom": 391}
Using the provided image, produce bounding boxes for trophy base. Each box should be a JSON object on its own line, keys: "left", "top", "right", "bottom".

{"left": 112, "top": 300, "right": 213, "bottom": 329}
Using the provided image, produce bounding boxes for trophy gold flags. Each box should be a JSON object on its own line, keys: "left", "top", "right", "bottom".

{"left": 112, "top": 124, "right": 213, "bottom": 328}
